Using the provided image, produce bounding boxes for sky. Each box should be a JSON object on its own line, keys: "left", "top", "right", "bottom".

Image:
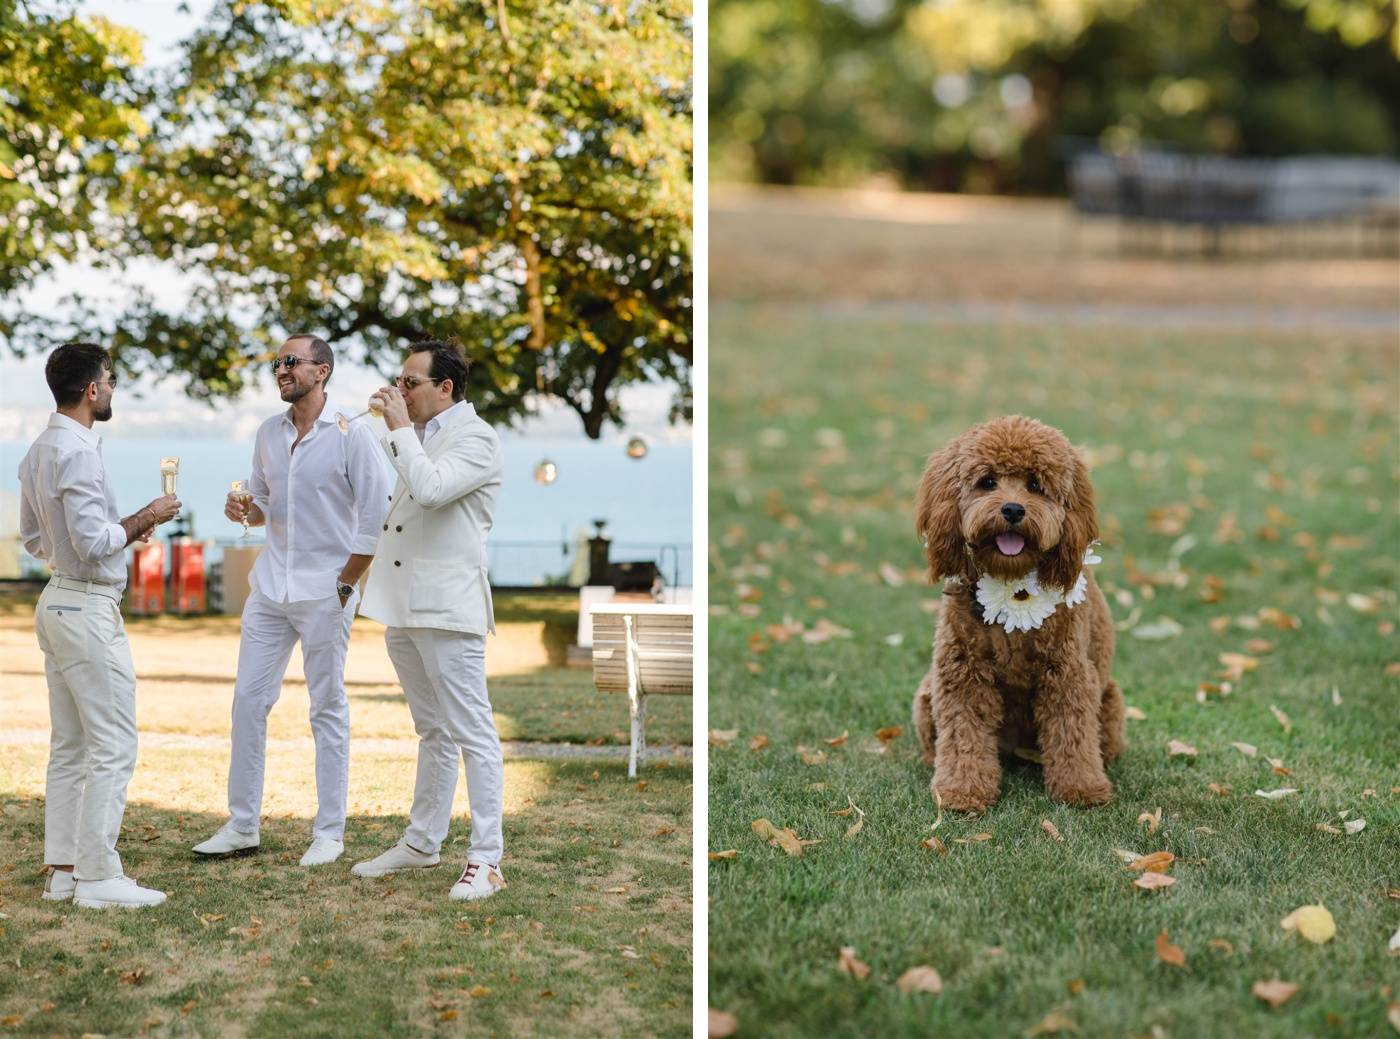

{"left": 1, "top": 0, "right": 689, "bottom": 448}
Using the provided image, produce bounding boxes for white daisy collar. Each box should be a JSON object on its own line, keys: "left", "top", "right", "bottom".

{"left": 972, "top": 544, "right": 1102, "bottom": 633}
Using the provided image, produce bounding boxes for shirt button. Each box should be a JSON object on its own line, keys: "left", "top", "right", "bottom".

{"left": 394, "top": 560, "right": 401, "bottom": 567}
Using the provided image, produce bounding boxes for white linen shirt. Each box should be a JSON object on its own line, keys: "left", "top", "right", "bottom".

{"left": 18, "top": 413, "right": 129, "bottom": 588}
{"left": 246, "top": 398, "right": 391, "bottom": 603}
{"left": 419, "top": 400, "right": 469, "bottom": 449}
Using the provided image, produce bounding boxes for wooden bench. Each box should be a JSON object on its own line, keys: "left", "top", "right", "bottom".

{"left": 589, "top": 603, "right": 693, "bottom": 777}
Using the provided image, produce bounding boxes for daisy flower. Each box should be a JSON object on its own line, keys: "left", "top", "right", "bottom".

{"left": 976, "top": 572, "right": 1059, "bottom": 633}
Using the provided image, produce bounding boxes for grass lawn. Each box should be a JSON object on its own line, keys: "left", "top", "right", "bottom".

{"left": 0, "top": 593, "right": 692, "bottom": 1037}
{"left": 707, "top": 301, "right": 1398, "bottom": 1037}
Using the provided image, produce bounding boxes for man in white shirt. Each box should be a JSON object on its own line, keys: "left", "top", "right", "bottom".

{"left": 192, "top": 334, "right": 389, "bottom": 867}
{"left": 19, "top": 341, "right": 182, "bottom": 909}
{"left": 349, "top": 339, "right": 508, "bottom": 901}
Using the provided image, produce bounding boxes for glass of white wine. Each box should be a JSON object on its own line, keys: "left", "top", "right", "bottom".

{"left": 230, "top": 480, "right": 253, "bottom": 538}
{"left": 335, "top": 399, "right": 383, "bottom": 435}
{"left": 160, "top": 457, "right": 180, "bottom": 495}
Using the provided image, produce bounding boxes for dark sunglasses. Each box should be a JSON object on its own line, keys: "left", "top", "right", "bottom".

{"left": 270, "top": 355, "right": 320, "bottom": 373}
{"left": 395, "top": 375, "right": 443, "bottom": 390}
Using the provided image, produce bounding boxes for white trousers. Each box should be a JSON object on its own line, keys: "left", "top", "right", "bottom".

{"left": 36, "top": 579, "right": 137, "bottom": 881}
{"left": 385, "top": 626, "right": 504, "bottom": 865}
{"left": 228, "top": 588, "right": 356, "bottom": 840}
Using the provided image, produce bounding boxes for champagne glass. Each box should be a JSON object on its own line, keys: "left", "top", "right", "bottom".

{"left": 160, "top": 457, "right": 180, "bottom": 495}
{"left": 230, "top": 480, "right": 252, "bottom": 538}
{"left": 335, "top": 399, "right": 383, "bottom": 435}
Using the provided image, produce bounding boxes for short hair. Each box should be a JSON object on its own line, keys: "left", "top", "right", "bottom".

{"left": 408, "top": 338, "right": 470, "bottom": 402}
{"left": 287, "top": 333, "right": 334, "bottom": 386}
{"left": 45, "top": 342, "right": 112, "bottom": 407}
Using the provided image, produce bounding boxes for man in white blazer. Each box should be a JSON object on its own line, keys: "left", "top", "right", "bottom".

{"left": 351, "top": 338, "right": 508, "bottom": 901}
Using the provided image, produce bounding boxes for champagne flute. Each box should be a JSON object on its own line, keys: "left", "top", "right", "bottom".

{"left": 160, "top": 457, "right": 180, "bottom": 495}
{"left": 335, "top": 399, "right": 383, "bottom": 435}
{"left": 230, "top": 480, "right": 252, "bottom": 538}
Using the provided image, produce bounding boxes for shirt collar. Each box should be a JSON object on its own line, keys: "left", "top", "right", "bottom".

{"left": 425, "top": 400, "right": 472, "bottom": 435}
{"left": 279, "top": 396, "right": 340, "bottom": 428}
{"left": 49, "top": 412, "right": 102, "bottom": 447}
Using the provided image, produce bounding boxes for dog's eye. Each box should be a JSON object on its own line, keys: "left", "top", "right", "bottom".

{"left": 1027, "top": 475, "right": 1043, "bottom": 494}
{"left": 976, "top": 475, "right": 997, "bottom": 490}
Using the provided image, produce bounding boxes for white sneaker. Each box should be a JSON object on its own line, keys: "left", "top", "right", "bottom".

{"left": 299, "top": 838, "right": 344, "bottom": 867}
{"left": 74, "top": 875, "right": 167, "bottom": 909}
{"left": 41, "top": 868, "right": 75, "bottom": 902}
{"left": 351, "top": 839, "right": 440, "bottom": 878}
{"left": 192, "top": 823, "right": 260, "bottom": 857}
{"left": 448, "top": 861, "right": 506, "bottom": 902}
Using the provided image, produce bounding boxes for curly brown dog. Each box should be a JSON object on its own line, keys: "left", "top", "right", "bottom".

{"left": 912, "top": 415, "right": 1125, "bottom": 812}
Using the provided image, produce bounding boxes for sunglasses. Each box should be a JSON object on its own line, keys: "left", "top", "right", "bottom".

{"left": 395, "top": 375, "right": 443, "bottom": 390}
{"left": 95, "top": 373, "right": 118, "bottom": 389}
{"left": 270, "top": 355, "right": 321, "bottom": 373}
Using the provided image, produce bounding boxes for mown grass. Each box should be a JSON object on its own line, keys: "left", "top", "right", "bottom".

{"left": 0, "top": 595, "right": 692, "bottom": 1037}
{"left": 707, "top": 306, "right": 1398, "bottom": 1038}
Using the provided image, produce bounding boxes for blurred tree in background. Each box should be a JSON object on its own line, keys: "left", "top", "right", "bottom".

{"left": 2, "top": 0, "right": 692, "bottom": 438}
{"left": 711, "top": 0, "right": 1399, "bottom": 193}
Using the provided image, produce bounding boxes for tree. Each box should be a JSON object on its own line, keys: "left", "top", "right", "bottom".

{"left": 4, "top": 0, "right": 692, "bottom": 438}
{"left": 0, "top": 0, "right": 146, "bottom": 323}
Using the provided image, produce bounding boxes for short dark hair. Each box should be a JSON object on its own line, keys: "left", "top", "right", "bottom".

{"left": 409, "top": 338, "right": 470, "bottom": 402}
{"left": 287, "top": 333, "right": 334, "bottom": 386}
{"left": 45, "top": 342, "right": 112, "bottom": 407}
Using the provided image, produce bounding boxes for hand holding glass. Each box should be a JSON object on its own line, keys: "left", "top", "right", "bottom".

{"left": 230, "top": 480, "right": 253, "bottom": 538}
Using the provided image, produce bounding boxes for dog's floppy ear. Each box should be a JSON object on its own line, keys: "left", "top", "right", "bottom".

{"left": 915, "top": 437, "right": 966, "bottom": 580}
{"left": 1039, "top": 448, "right": 1098, "bottom": 594}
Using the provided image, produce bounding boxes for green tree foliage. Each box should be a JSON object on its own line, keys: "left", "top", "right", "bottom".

{"left": 3, "top": 0, "right": 692, "bottom": 438}
{"left": 711, "top": 0, "right": 1400, "bottom": 193}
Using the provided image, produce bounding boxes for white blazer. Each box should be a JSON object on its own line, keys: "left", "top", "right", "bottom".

{"left": 359, "top": 401, "right": 503, "bottom": 635}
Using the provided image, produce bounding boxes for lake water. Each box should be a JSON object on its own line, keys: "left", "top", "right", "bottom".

{"left": 1, "top": 434, "right": 693, "bottom": 587}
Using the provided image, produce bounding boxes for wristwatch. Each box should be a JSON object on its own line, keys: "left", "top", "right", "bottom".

{"left": 337, "top": 581, "right": 355, "bottom": 601}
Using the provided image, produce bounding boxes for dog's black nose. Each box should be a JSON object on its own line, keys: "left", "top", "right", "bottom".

{"left": 1001, "top": 502, "right": 1025, "bottom": 524}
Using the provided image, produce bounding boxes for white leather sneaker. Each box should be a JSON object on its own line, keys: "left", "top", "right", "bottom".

{"left": 74, "top": 875, "right": 167, "bottom": 909}
{"left": 351, "top": 839, "right": 440, "bottom": 878}
{"left": 448, "top": 861, "right": 506, "bottom": 902}
{"left": 192, "top": 823, "right": 260, "bottom": 857}
{"left": 41, "top": 868, "right": 75, "bottom": 902}
{"left": 299, "top": 838, "right": 344, "bottom": 867}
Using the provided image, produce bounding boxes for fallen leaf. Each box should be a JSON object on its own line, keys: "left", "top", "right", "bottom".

{"left": 1138, "top": 807, "right": 1163, "bottom": 835}
{"left": 1281, "top": 905, "right": 1336, "bottom": 944}
{"left": 1387, "top": 1002, "right": 1400, "bottom": 1033}
{"left": 1112, "top": 848, "right": 1142, "bottom": 864}
{"left": 1343, "top": 819, "right": 1366, "bottom": 835}
{"left": 119, "top": 968, "right": 149, "bottom": 985}
{"left": 749, "top": 734, "right": 769, "bottom": 752}
{"left": 468, "top": 985, "right": 491, "bottom": 998}
{"left": 1231, "top": 741, "right": 1257, "bottom": 757}
{"left": 771, "top": 829, "right": 806, "bottom": 856}
{"left": 709, "top": 1008, "right": 739, "bottom": 1038}
{"left": 1331, "top": 686, "right": 1343, "bottom": 706}
{"left": 921, "top": 835, "right": 948, "bottom": 856}
{"left": 1206, "top": 783, "right": 1231, "bottom": 796}
{"left": 1388, "top": 926, "right": 1400, "bottom": 954}
{"left": 824, "top": 730, "right": 849, "bottom": 747}
{"left": 1026, "top": 1008, "right": 1079, "bottom": 1035}
{"left": 1124, "top": 705, "right": 1147, "bottom": 721}
{"left": 1251, "top": 979, "right": 1299, "bottom": 1008}
{"left": 954, "top": 833, "right": 994, "bottom": 844}
{"left": 1133, "top": 872, "right": 1176, "bottom": 891}
{"left": 896, "top": 965, "right": 943, "bottom": 995}
{"left": 884, "top": 632, "right": 906, "bottom": 647}
{"left": 1207, "top": 938, "right": 1233, "bottom": 954}
{"left": 1346, "top": 593, "right": 1380, "bottom": 614}
{"left": 1167, "top": 740, "right": 1198, "bottom": 758}
{"left": 1315, "top": 823, "right": 1342, "bottom": 834}
{"left": 1132, "top": 618, "right": 1183, "bottom": 640}
{"left": 709, "top": 728, "right": 739, "bottom": 747}
{"left": 838, "top": 946, "right": 871, "bottom": 981}
{"left": 879, "top": 562, "right": 906, "bottom": 587}
{"left": 1219, "top": 652, "right": 1259, "bottom": 673}
{"left": 802, "top": 618, "right": 853, "bottom": 644}
{"left": 1040, "top": 819, "right": 1064, "bottom": 843}
{"left": 1127, "top": 851, "right": 1175, "bottom": 873}
{"left": 751, "top": 818, "right": 780, "bottom": 841}
{"left": 1065, "top": 979, "right": 1085, "bottom": 996}
{"left": 708, "top": 850, "right": 738, "bottom": 862}
{"left": 875, "top": 725, "right": 903, "bottom": 744}
{"left": 1269, "top": 704, "right": 1292, "bottom": 733}
{"left": 798, "top": 746, "right": 828, "bottom": 766}
{"left": 1155, "top": 931, "right": 1187, "bottom": 969}
{"left": 1254, "top": 788, "right": 1299, "bottom": 799}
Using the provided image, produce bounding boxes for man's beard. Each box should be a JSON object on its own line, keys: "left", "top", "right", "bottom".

{"left": 280, "top": 381, "right": 312, "bottom": 403}
{"left": 94, "top": 402, "right": 113, "bottom": 422}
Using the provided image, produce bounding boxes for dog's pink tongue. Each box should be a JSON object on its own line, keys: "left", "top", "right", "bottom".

{"left": 996, "top": 532, "right": 1025, "bottom": 556}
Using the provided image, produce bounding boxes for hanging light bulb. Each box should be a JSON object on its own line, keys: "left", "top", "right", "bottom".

{"left": 534, "top": 458, "right": 558, "bottom": 485}
{"left": 625, "top": 434, "right": 648, "bottom": 460}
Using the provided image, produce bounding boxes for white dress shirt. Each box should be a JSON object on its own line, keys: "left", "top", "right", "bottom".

{"left": 419, "top": 400, "right": 468, "bottom": 449}
{"left": 18, "top": 413, "right": 129, "bottom": 588}
{"left": 247, "top": 397, "right": 391, "bottom": 603}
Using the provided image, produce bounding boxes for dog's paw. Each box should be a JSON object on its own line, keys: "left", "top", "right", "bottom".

{"left": 1045, "top": 773, "right": 1113, "bottom": 807}
{"left": 932, "top": 778, "right": 999, "bottom": 814}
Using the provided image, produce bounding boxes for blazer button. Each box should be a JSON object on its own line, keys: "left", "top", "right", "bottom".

{"left": 395, "top": 525, "right": 403, "bottom": 532}
{"left": 394, "top": 560, "right": 401, "bottom": 567}
{"left": 382, "top": 523, "right": 388, "bottom": 531}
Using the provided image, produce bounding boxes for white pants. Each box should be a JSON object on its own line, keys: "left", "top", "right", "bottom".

{"left": 385, "top": 627, "right": 504, "bottom": 865}
{"left": 36, "top": 579, "right": 137, "bottom": 881}
{"left": 228, "top": 588, "right": 356, "bottom": 840}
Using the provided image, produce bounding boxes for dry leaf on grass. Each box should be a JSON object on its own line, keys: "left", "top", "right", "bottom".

{"left": 1065, "top": 979, "right": 1085, "bottom": 996}
{"left": 879, "top": 562, "right": 906, "bottom": 587}
{"left": 709, "top": 729, "right": 739, "bottom": 747}
{"left": 896, "top": 966, "right": 943, "bottom": 995}
{"left": 749, "top": 734, "right": 770, "bottom": 752}
{"left": 954, "top": 833, "right": 993, "bottom": 845}
{"left": 1124, "top": 705, "right": 1147, "bottom": 721}
{"left": 798, "top": 747, "right": 828, "bottom": 766}
{"left": 1133, "top": 872, "right": 1176, "bottom": 891}
{"left": 1388, "top": 926, "right": 1400, "bottom": 955}
{"left": 1231, "top": 741, "right": 1257, "bottom": 757}
{"left": 750, "top": 818, "right": 817, "bottom": 857}
{"left": 1269, "top": 704, "right": 1292, "bottom": 733}
{"left": 708, "top": 850, "right": 738, "bottom": 862}
{"left": 1026, "top": 1008, "right": 1079, "bottom": 1035}
{"left": 1255, "top": 788, "right": 1299, "bottom": 799}
{"left": 824, "top": 730, "right": 849, "bottom": 747}
{"left": 1219, "top": 652, "right": 1259, "bottom": 674}
{"left": 837, "top": 946, "right": 871, "bottom": 981}
{"left": 1167, "top": 740, "right": 1198, "bottom": 758}
{"left": 1040, "top": 820, "right": 1064, "bottom": 843}
{"left": 1207, "top": 938, "right": 1234, "bottom": 954}
{"left": 875, "top": 725, "right": 903, "bottom": 744}
{"left": 1127, "top": 851, "right": 1175, "bottom": 873}
{"left": 921, "top": 835, "right": 948, "bottom": 856}
{"left": 708, "top": 1009, "right": 739, "bottom": 1038}
{"left": 1281, "top": 905, "right": 1336, "bottom": 944}
{"left": 1387, "top": 1003, "right": 1400, "bottom": 1033}
{"left": 1206, "top": 783, "right": 1231, "bottom": 796}
{"left": 1251, "top": 979, "right": 1299, "bottom": 1008}
{"left": 1343, "top": 818, "right": 1366, "bottom": 835}
{"left": 1138, "top": 807, "right": 1163, "bottom": 834}
{"left": 1316, "top": 823, "right": 1342, "bottom": 835}
{"left": 1155, "top": 931, "right": 1187, "bottom": 969}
